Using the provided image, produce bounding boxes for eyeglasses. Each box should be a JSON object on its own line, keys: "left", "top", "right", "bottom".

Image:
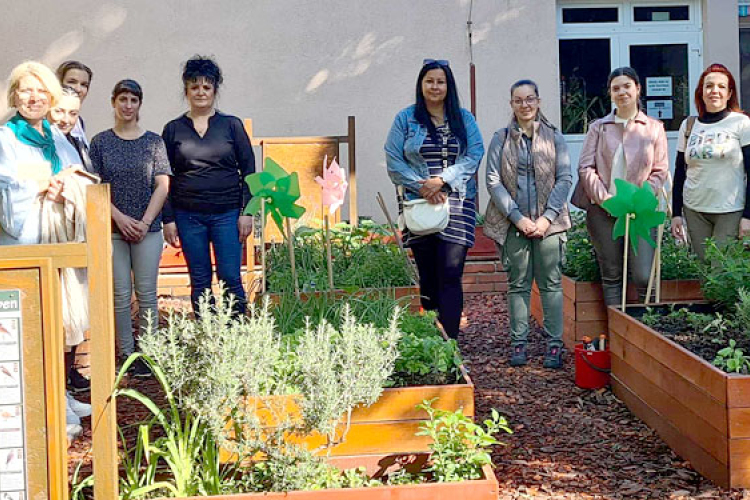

{"left": 423, "top": 59, "right": 450, "bottom": 67}
{"left": 16, "top": 88, "right": 50, "bottom": 100}
{"left": 511, "top": 96, "right": 539, "bottom": 106}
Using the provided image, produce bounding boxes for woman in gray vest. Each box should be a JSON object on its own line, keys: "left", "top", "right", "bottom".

{"left": 484, "top": 80, "right": 572, "bottom": 369}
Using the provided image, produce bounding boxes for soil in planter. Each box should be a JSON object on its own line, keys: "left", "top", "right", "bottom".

{"left": 626, "top": 303, "right": 743, "bottom": 366}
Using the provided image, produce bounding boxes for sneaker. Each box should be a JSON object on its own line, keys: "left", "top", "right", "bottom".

{"left": 68, "top": 368, "right": 90, "bottom": 393}
{"left": 66, "top": 392, "right": 92, "bottom": 418}
{"left": 67, "top": 423, "right": 83, "bottom": 444}
{"left": 509, "top": 344, "right": 528, "bottom": 367}
{"left": 66, "top": 398, "right": 81, "bottom": 425}
{"left": 129, "top": 357, "right": 152, "bottom": 379}
{"left": 543, "top": 346, "right": 564, "bottom": 369}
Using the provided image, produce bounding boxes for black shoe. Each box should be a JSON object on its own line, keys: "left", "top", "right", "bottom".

{"left": 543, "top": 345, "right": 564, "bottom": 369}
{"left": 68, "top": 368, "right": 90, "bottom": 393}
{"left": 129, "top": 358, "right": 152, "bottom": 379}
{"left": 509, "top": 344, "right": 528, "bottom": 367}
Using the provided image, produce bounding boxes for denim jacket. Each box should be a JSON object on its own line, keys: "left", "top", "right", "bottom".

{"left": 384, "top": 105, "right": 484, "bottom": 201}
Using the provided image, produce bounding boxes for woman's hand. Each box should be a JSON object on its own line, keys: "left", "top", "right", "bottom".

{"left": 238, "top": 215, "right": 253, "bottom": 243}
{"left": 530, "top": 216, "right": 551, "bottom": 238}
{"left": 418, "top": 177, "right": 445, "bottom": 200}
{"left": 671, "top": 216, "right": 687, "bottom": 244}
{"left": 425, "top": 191, "right": 447, "bottom": 205}
{"left": 163, "top": 222, "right": 181, "bottom": 248}
{"left": 516, "top": 217, "right": 537, "bottom": 237}
{"left": 45, "top": 177, "right": 65, "bottom": 203}
{"left": 114, "top": 211, "right": 143, "bottom": 242}
{"left": 740, "top": 218, "right": 750, "bottom": 238}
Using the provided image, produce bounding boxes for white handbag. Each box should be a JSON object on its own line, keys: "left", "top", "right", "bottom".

{"left": 399, "top": 196, "right": 450, "bottom": 236}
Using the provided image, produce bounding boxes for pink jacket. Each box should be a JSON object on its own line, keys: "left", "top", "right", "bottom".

{"left": 572, "top": 110, "right": 668, "bottom": 208}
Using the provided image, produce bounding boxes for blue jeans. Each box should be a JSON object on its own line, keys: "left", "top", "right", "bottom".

{"left": 174, "top": 208, "right": 247, "bottom": 316}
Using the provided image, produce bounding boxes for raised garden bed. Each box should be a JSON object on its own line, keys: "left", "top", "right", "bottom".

{"left": 530, "top": 276, "right": 703, "bottom": 349}
{"left": 178, "top": 454, "right": 497, "bottom": 500}
{"left": 608, "top": 304, "right": 750, "bottom": 488}
{"left": 265, "top": 285, "right": 422, "bottom": 313}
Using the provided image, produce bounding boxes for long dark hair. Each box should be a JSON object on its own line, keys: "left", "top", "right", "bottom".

{"left": 694, "top": 63, "right": 743, "bottom": 118}
{"left": 414, "top": 61, "right": 467, "bottom": 150}
{"left": 607, "top": 67, "right": 642, "bottom": 110}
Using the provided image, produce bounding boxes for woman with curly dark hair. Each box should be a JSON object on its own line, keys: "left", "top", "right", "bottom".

{"left": 161, "top": 56, "right": 255, "bottom": 316}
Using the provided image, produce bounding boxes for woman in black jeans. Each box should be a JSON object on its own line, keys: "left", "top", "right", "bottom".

{"left": 384, "top": 59, "right": 484, "bottom": 338}
{"left": 162, "top": 56, "right": 255, "bottom": 316}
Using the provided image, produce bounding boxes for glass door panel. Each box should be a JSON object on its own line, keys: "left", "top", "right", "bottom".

{"left": 629, "top": 43, "right": 689, "bottom": 131}
{"left": 559, "top": 38, "right": 612, "bottom": 134}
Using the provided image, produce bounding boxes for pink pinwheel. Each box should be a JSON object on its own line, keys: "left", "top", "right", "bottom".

{"left": 315, "top": 156, "right": 348, "bottom": 215}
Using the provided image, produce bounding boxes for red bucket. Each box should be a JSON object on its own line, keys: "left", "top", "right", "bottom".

{"left": 574, "top": 344, "right": 611, "bottom": 389}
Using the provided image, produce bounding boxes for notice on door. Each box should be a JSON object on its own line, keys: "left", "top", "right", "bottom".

{"left": 0, "top": 291, "right": 26, "bottom": 498}
{"left": 647, "top": 100, "right": 674, "bottom": 120}
{"left": 646, "top": 77, "right": 673, "bottom": 97}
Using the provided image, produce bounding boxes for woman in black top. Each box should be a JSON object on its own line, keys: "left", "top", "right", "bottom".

{"left": 162, "top": 56, "right": 255, "bottom": 316}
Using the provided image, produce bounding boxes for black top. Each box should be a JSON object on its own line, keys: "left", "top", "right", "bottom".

{"left": 161, "top": 111, "right": 255, "bottom": 222}
{"left": 89, "top": 129, "right": 172, "bottom": 232}
{"left": 673, "top": 109, "right": 750, "bottom": 218}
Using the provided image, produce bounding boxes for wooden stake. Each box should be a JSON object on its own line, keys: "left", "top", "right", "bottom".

{"left": 285, "top": 217, "right": 300, "bottom": 299}
{"left": 621, "top": 214, "right": 632, "bottom": 312}
{"left": 261, "top": 198, "right": 267, "bottom": 294}
{"left": 325, "top": 214, "right": 334, "bottom": 290}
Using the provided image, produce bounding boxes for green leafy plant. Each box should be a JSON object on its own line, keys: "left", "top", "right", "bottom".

{"left": 416, "top": 399, "right": 512, "bottom": 482}
{"left": 392, "top": 334, "right": 462, "bottom": 387}
{"left": 700, "top": 238, "right": 750, "bottom": 310}
{"left": 713, "top": 339, "right": 750, "bottom": 374}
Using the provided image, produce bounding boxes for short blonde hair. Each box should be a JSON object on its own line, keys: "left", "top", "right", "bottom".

{"left": 6, "top": 61, "right": 62, "bottom": 109}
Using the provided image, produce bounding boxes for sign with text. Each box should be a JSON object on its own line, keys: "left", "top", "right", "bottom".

{"left": 646, "top": 77, "right": 673, "bottom": 97}
{"left": 647, "top": 100, "right": 674, "bottom": 120}
{"left": 0, "top": 290, "right": 25, "bottom": 499}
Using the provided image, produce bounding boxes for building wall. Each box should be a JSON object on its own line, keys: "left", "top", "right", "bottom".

{"left": 0, "top": 0, "right": 559, "bottom": 222}
{"left": 703, "top": 0, "right": 740, "bottom": 81}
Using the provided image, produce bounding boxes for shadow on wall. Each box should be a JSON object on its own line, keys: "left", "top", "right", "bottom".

{"left": 0, "top": 3, "right": 128, "bottom": 122}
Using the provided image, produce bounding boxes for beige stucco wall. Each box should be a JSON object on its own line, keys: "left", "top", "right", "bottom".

{"left": 0, "top": 0, "right": 559, "bottom": 222}
{"left": 703, "top": 0, "right": 740, "bottom": 82}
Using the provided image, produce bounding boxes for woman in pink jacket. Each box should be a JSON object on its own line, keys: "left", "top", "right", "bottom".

{"left": 571, "top": 67, "right": 668, "bottom": 306}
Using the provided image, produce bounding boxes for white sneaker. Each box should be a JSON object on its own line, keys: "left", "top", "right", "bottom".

{"left": 66, "top": 398, "right": 81, "bottom": 425}
{"left": 67, "top": 423, "right": 83, "bottom": 444}
{"left": 66, "top": 391, "right": 91, "bottom": 418}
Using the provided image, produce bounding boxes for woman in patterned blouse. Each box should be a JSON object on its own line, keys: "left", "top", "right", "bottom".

{"left": 385, "top": 59, "right": 484, "bottom": 339}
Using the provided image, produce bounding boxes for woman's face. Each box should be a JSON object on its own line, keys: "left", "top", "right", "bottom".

{"left": 62, "top": 68, "right": 90, "bottom": 102}
{"left": 112, "top": 91, "right": 141, "bottom": 123}
{"left": 702, "top": 72, "right": 731, "bottom": 113}
{"left": 421, "top": 68, "right": 448, "bottom": 107}
{"left": 185, "top": 77, "right": 216, "bottom": 111}
{"left": 510, "top": 85, "right": 540, "bottom": 123}
{"left": 609, "top": 75, "right": 640, "bottom": 111}
{"left": 14, "top": 75, "right": 51, "bottom": 122}
{"left": 48, "top": 94, "right": 81, "bottom": 135}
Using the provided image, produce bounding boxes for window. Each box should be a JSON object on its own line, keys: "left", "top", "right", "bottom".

{"left": 559, "top": 39, "right": 611, "bottom": 134}
{"left": 740, "top": 5, "right": 750, "bottom": 107}
{"left": 562, "top": 7, "right": 619, "bottom": 24}
{"left": 633, "top": 6, "right": 690, "bottom": 22}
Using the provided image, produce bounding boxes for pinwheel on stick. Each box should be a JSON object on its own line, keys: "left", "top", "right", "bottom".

{"left": 315, "top": 155, "right": 348, "bottom": 291}
{"left": 601, "top": 179, "right": 666, "bottom": 311}
{"left": 244, "top": 157, "right": 306, "bottom": 298}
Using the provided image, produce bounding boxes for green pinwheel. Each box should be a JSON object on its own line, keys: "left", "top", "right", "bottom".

{"left": 601, "top": 179, "right": 666, "bottom": 255}
{"left": 244, "top": 157, "right": 306, "bottom": 232}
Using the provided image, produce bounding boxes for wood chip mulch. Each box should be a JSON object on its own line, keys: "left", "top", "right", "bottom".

{"left": 461, "top": 293, "right": 748, "bottom": 500}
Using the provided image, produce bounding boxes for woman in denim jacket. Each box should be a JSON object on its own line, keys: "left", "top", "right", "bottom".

{"left": 384, "top": 59, "right": 484, "bottom": 339}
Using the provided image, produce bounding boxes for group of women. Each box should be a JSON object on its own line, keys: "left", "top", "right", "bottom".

{"left": 386, "top": 60, "right": 750, "bottom": 369}
{"left": 0, "top": 56, "right": 254, "bottom": 442}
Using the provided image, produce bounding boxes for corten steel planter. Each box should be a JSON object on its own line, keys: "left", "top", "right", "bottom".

{"left": 608, "top": 305, "right": 750, "bottom": 488}
{"left": 530, "top": 276, "right": 703, "bottom": 349}
{"left": 265, "top": 286, "right": 422, "bottom": 313}
{"left": 177, "top": 454, "right": 498, "bottom": 500}
{"left": 221, "top": 364, "right": 475, "bottom": 460}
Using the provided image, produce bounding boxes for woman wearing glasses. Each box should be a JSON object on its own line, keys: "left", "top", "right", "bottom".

{"left": 384, "top": 59, "right": 484, "bottom": 339}
{"left": 484, "top": 80, "right": 572, "bottom": 369}
{"left": 571, "top": 67, "right": 668, "bottom": 306}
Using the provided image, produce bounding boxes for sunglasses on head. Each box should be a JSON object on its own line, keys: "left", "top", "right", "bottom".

{"left": 423, "top": 59, "right": 450, "bottom": 67}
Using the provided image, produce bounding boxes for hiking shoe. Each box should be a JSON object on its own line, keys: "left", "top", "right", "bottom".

{"left": 129, "top": 357, "right": 152, "bottom": 379}
{"left": 67, "top": 368, "right": 90, "bottom": 393}
{"left": 543, "top": 346, "right": 564, "bottom": 369}
{"left": 509, "top": 345, "right": 528, "bottom": 367}
{"left": 66, "top": 391, "right": 91, "bottom": 418}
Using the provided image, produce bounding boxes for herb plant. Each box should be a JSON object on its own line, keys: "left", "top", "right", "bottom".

{"left": 700, "top": 238, "right": 750, "bottom": 310}
{"left": 713, "top": 339, "right": 750, "bottom": 374}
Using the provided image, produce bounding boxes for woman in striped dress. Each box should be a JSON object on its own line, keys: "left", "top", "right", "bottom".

{"left": 385, "top": 59, "right": 484, "bottom": 339}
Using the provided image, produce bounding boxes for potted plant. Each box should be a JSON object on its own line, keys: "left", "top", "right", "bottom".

{"left": 608, "top": 238, "right": 750, "bottom": 488}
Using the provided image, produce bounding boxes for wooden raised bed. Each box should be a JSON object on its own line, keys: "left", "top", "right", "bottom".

{"left": 530, "top": 276, "right": 703, "bottom": 349}
{"left": 222, "top": 364, "right": 474, "bottom": 460}
{"left": 265, "top": 285, "right": 422, "bottom": 313}
{"left": 182, "top": 453, "right": 497, "bottom": 500}
{"left": 609, "top": 306, "right": 750, "bottom": 488}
